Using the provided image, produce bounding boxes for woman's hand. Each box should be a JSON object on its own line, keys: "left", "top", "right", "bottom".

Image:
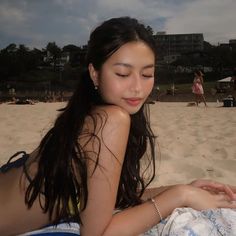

{"left": 181, "top": 184, "right": 236, "bottom": 211}
{"left": 189, "top": 179, "right": 236, "bottom": 201}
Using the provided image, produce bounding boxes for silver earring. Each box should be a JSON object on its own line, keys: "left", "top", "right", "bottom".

{"left": 94, "top": 85, "right": 98, "bottom": 90}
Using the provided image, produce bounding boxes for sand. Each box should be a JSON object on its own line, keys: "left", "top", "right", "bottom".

{"left": 150, "top": 102, "right": 236, "bottom": 187}
{"left": 0, "top": 102, "right": 235, "bottom": 187}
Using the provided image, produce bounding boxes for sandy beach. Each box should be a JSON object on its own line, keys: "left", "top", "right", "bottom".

{"left": 151, "top": 102, "right": 236, "bottom": 187}
{"left": 0, "top": 102, "right": 235, "bottom": 187}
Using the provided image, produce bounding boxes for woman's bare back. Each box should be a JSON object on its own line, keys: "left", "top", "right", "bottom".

{"left": 0, "top": 152, "right": 49, "bottom": 235}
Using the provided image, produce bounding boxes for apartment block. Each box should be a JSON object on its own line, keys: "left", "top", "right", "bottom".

{"left": 153, "top": 32, "right": 204, "bottom": 59}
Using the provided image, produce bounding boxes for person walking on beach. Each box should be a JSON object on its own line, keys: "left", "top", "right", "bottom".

{"left": 192, "top": 70, "right": 207, "bottom": 106}
{"left": 0, "top": 17, "right": 236, "bottom": 236}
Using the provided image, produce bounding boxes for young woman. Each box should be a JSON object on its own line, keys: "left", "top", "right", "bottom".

{"left": 0, "top": 17, "right": 236, "bottom": 236}
{"left": 192, "top": 70, "right": 207, "bottom": 106}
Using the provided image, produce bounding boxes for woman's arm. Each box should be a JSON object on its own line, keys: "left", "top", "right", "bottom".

{"left": 103, "top": 182, "right": 236, "bottom": 236}
{"left": 141, "top": 186, "right": 173, "bottom": 201}
{"left": 79, "top": 105, "right": 131, "bottom": 236}
{"left": 103, "top": 185, "right": 185, "bottom": 235}
{"left": 200, "top": 76, "right": 204, "bottom": 84}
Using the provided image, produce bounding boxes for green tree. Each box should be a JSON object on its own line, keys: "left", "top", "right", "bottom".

{"left": 46, "top": 42, "right": 61, "bottom": 71}
{"left": 146, "top": 25, "right": 154, "bottom": 35}
{"left": 63, "top": 44, "right": 87, "bottom": 67}
{"left": 5, "top": 43, "right": 17, "bottom": 53}
{"left": 0, "top": 44, "right": 44, "bottom": 81}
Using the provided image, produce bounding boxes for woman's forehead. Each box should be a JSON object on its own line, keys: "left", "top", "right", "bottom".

{"left": 105, "top": 41, "right": 155, "bottom": 66}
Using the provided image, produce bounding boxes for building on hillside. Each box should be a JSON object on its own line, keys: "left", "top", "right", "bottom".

{"left": 219, "top": 39, "right": 236, "bottom": 50}
{"left": 229, "top": 39, "right": 236, "bottom": 45}
{"left": 219, "top": 43, "right": 231, "bottom": 49}
{"left": 154, "top": 32, "right": 204, "bottom": 62}
{"left": 229, "top": 39, "right": 236, "bottom": 50}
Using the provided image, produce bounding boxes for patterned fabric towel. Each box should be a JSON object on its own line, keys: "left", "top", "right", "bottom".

{"left": 19, "top": 222, "right": 80, "bottom": 236}
{"left": 142, "top": 208, "right": 236, "bottom": 236}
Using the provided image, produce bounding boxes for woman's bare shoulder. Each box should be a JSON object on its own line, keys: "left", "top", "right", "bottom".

{"left": 87, "top": 105, "right": 130, "bottom": 128}
{"left": 80, "top": 105, "right": 131, "bottom": 142}
{"left": 80, "top": 105, "right": 131, "bottom": 163}
{"left": 93, "top": 105, "right": 130, "bottom": 120}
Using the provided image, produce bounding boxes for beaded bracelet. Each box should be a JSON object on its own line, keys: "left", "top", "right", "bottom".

{"left": 150, "top": 198, "right": 163, "bottom": 222}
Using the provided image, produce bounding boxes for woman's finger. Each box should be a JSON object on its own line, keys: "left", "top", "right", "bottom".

{"left": 223, "top": 185, "right": 236, "bottom": 200}
{"left": 220, "top": 199, "right": 236, "bottom": 209}
{"left": 227, "top": 184, "right": 236, "bottom": 193}
{"left": 190, "top": 180, "right": 236, "bottom": 200}
{"left": 205, "top": 184, "right": 236, "bottom": 200}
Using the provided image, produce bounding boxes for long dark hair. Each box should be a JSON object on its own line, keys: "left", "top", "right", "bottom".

{"left": 25, "top": 16, "right": 157, "bottom": 224}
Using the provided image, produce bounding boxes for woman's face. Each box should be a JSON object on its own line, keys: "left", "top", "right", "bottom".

{"left": 90, "top": 41, "right": 155, "bottom": 114}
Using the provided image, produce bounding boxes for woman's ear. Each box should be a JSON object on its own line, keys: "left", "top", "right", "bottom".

{"left": 88, "top": 63, "right": 99, "bottom": 87}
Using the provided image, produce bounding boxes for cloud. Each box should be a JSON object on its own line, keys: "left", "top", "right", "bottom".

{"left": 0, "top": 0, "right": 93, "bottom": 48}
{"left": 164, "top": 0, "right": 236, "bottom": 44}
{"left": 0, "top": 2, "right": 30, "bottom": 34}
{"left": 0, "top": 0, "right": 235, "bottom": 49}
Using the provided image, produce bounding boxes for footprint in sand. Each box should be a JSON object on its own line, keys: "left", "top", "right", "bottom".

{"left": 205, "top": 167, "right": 223, "bottom": 178}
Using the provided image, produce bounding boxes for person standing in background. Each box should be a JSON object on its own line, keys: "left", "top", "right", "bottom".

{"left": 192, "top": 70, "right": 207, "bottom": 106}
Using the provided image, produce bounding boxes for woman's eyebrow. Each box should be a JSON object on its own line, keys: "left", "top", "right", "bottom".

{"left": 113, "top": 63, "right": 154, "bottom": 69}
{"left": 143, "top": 64, "right": 155, "bottom": 69}
{"left": 113, "top": 62, "right": 132, "bottom": 68}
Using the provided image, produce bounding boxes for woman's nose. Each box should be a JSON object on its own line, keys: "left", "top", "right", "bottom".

{"left": 130, "top": 74, "right": 142, "bottom": 93}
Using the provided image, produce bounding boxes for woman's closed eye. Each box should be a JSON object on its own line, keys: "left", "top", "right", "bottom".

{"left": 142, "top": 74, "right": 154, "bottom": 78}
{"left": 116, "top": 73, "right": 129, "bottom": 77}
{"left": 142, "top": 67, "right": 154, "bottom": 79}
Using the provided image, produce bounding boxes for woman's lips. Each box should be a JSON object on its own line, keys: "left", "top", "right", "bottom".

{"left": 124, "top": 98, "right": 142, "bottom": 106}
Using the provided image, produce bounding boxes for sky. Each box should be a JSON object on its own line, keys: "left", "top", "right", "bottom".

{"left": 0, "top": 0, "right": 236, "bottom": 50}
